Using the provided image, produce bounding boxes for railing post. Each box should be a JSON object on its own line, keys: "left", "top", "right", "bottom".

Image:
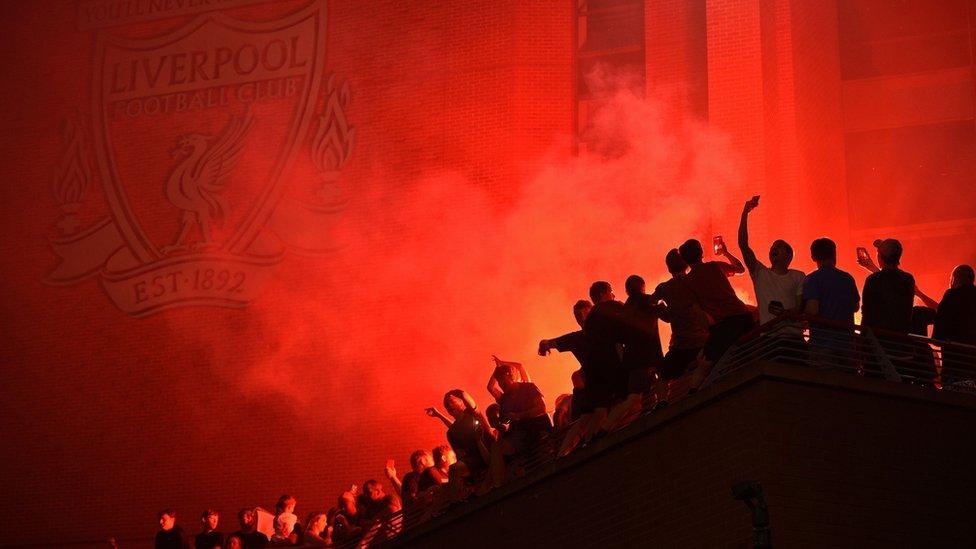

{"left": 861, "top": 327, "right": 903, "bottom": 382}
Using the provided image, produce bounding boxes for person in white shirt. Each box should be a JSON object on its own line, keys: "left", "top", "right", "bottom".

{"left": 737, "top": 195, "right": 806, "bottom": 326}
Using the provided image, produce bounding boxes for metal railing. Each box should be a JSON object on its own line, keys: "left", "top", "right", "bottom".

{"left": 702, "top": 314, "right": 976, "bottom": 393}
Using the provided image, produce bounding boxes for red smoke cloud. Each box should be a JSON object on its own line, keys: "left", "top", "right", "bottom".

{"left": 227, "top": 81, "right": 746, "bottom": 463}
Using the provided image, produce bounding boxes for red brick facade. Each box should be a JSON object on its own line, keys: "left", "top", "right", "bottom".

{"left": 0, "top": 1, "right": 973, "bottom": 546}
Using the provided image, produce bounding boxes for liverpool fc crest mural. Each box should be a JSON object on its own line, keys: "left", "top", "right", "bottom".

{"left": 46, "top": 0, "right": 353, "bottom": 316}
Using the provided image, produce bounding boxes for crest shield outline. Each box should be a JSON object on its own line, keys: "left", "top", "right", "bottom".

{"left": 46, "top": 1, "right": 343, "bottom": 317}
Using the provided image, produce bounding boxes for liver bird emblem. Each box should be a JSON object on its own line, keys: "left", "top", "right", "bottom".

{"left": 162, "top": 110, "right": 254, "bottom": 253}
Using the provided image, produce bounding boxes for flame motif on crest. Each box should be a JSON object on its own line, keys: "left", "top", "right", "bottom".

{"left": 310, "top": 73, "right": 354, "bottom": 206}
{"left": 52, "top": 117, "right": 93, "bottom": 235}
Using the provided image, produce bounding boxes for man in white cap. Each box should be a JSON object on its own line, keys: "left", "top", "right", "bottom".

{"left": 862, "top": 238, "right": 915, "bottom": 334}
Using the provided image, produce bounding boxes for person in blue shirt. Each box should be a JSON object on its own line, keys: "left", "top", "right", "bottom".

{"left": 802, "top": 238, "right": 860, "bottom": 361}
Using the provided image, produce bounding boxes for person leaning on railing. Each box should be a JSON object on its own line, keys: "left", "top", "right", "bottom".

{"left": 425, "top": 389, "right": 495, "bottom": 499}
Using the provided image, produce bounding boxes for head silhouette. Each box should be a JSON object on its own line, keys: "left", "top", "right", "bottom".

{"left": 589, "top": 281, "right": 613, "bottom": 304}
{"left": 769, "top": 240, "right": 794, "bottom": 271}
{"left": 678, "top": 239, "right": 704, "bottom": 264}
{"left": 810, "top": 238, "right": 837, "bottom": 267}
{"left": 665, "top": 248, "right": 688, "bottom": 275}
{"left": 625, "top": 275, "right": 645, "bottom": 297}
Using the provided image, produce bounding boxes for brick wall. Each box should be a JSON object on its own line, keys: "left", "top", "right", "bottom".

{"left": 0, "top": 1, "right": 572, "bottom": 545}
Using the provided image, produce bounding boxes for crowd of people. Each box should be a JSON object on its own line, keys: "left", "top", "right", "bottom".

{"left": 155, "top": 195, "right": 976, "bottom": 549}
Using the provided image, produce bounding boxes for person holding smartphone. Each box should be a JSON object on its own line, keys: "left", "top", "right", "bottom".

{"left": 677, "top": 236, "right": 753, "bottom": 374}
{"left": 737, "top": 195, "right": 806, "bottom": 327}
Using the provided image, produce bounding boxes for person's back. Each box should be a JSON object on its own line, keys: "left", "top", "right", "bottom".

{"left": 934, "top": 265, "right": 976, "bottom": 345}
{"left": 861, "top": 239, "right": 915, "bottom": 334}
{"left": 684, "top": 261, "right": 750, "bottom": 321}
{"left": 803, "top": 238, "right": 860, "bottom": 357}
{"left": 802, "top": 238, "right": 859, "bottom": 324}
{"left": 582, "top": 282, "right": 627, "bottom": 407}
{"left": 678, "top": 239, "right": 754, "bottom": 366}
{"left": 804, "top": 266, "right": 859, "bottom": 324}
{"left": 862, "top": 268, "right": 915, "bottom": 333}
{"left": 621, "top": 288, "right": 664, "bottom": 370}
{"left": 585, "top": 299, "right": 626, "bottom": 354}
{"left": 653, "top": 276, "right": 709, "bottom": 351}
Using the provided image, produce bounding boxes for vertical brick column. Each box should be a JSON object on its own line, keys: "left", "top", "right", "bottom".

{"left": 705, "top": 0, "right": 767, "bottom": 240}
{"left": 645, "top": 0, "right": 708, "bottom": 121}
{"left": 788, "top": 1, "right": 850, "bottom": 247}
{"left": 705, "top": 0, "right": 847, "bottom": 255}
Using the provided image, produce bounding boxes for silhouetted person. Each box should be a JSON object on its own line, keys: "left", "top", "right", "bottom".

{"left": 934, "top": 265, "right": 976, "bottom": 344}
{"left": 439, "top": 389, "right": 494, "bottom": 494}
{"left": 621, "top": 274, "right": 664, "bottom": 388}
{"left": 600, "top": 275, "right": 664, "bottom": 431}
{"left": 195, "top": 509, "right": 223, "bottom": 549}
{"left": 678, "top": 239, "right": 754, "bottom": 376}
{"left": 488, "top": 361, "right": 552, "bottom": 486}
{"left": 155, "top": 509, "right": 189, "bottom": 549}
{"left": 803, "top": 238, "right": 860, "bottom": 367}
{"left": 934, "top": 265, "right": 976, "bottom": 380}
{"left": 232, "top": 508, "right": 268, "bottom": 549}
{"left": 357, "top": 480, "right": 400, "bottom": 524}
{"left": 487, "top": 355, "right": 532, "bottom": 403}
{"left": 860, "top": 238, "right": 924, "bottom": 380}
{"left": 539, "top": 299, "right": 605, "bottom": 454}
{"left": 856, "top": 244, "right": 939, "bottom": 312}
{"left": 539, "top": 299, "right": 593, "bottom": 422}
{"left": 802, "top": 238, "right": 859, "bottom": 324}
{"left": 330, "top": 490, "right": 362, "bottom": 543}
{"left": 552, "top": 393, "right": 573, "bottom": 429}
{"left": 738, "top": 195, "right": 805, "bottom": 324}
{"left": 651, "top": 249, "right": 710, "bottom": 401}
{"left": 418, "top": 445, "right": 455, "bottom": 493}
{"left": 582, "top": 281, "right": 628, "bottom": 429}
{"left": 395, "top": 449, "right": 434, "bottom": 507}
{"left": 862, "top": 239, "right": 915, "bottom": 334}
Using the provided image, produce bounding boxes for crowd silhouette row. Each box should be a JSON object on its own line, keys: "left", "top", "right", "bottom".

{"left": 154, "top": 196, "right": 976, "bottom": 548}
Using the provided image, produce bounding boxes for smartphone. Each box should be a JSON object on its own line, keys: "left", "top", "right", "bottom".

{"left": 856, "top": 247, "right": 869, "bottom": 262}
{"left": 713, "top": 235, "right": 725, "bottom": 255}
{"left": 768, "top": 300, "right": 784, "bottom": 315}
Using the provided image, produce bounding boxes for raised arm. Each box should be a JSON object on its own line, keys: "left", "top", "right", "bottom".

{"left": 486, "top": 374, "right": 503, "bottom": 401}
{"left": 493, "top": 355, "right": 530, "bottom": 382}
{"left": 719, "top": 246, "right": 747, "bottom": 276}
{"left": 855, "top": 248, "right": 880, "bottom": 274}
{"left": 424, "top": 406, "right": 453, "bottom": 428}
{"left": 384, "top": 460, "right": 403, "bottom": 497}
{"left": 538, "top": 339, "right": 554, "bottom": 356}
{"left": 738, "top": 196, "right": 762, "bottom": 274}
